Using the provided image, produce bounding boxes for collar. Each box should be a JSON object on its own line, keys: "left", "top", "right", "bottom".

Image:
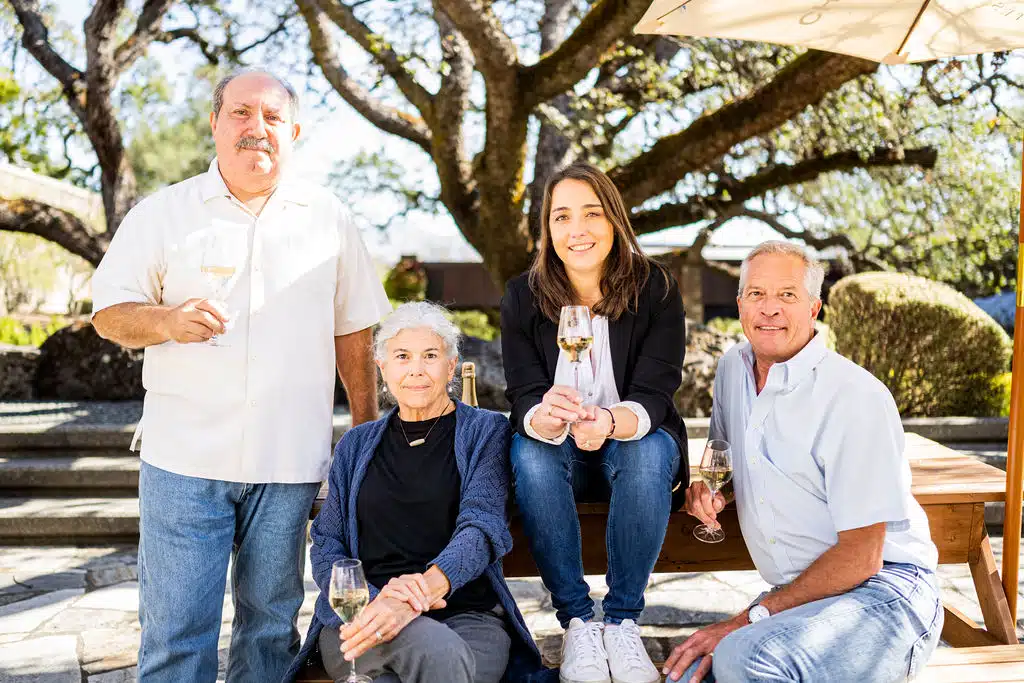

{"left": 200, "top": 157, "right": 311, "bottom": 206}
{"left": 741, "top": 331, "right": 828, "bottom": 393}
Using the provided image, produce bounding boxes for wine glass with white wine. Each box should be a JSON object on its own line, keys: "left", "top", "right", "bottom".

{"left": 557, "top": 305, "right": 593, "bottom": 398}
{"left": 329, "top": 559, "right": 372, "bottom": 683}
{"left": 199, "top": 235, "right": 239, "bottom": 346}
{"left": 693, "top": 439, "right": 733, "bottom": 544}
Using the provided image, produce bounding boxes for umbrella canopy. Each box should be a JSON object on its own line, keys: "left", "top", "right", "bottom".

{"left": 635, "top": 0, "right": 1024, "bottom": 63}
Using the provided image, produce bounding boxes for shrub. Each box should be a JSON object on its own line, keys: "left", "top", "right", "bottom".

{"left": 383, "top": 256, "right": 427, "bottom": 302}
{"left": 707, "top": 317, "right": 745, "bottom": 337}
{"left": 0, "top": 316, "right": 65, "bottom": 347}
{"left": 827, "top": 272, "right": 1011, "bottom": 417}
{"left": 994, "top": 372, "right": 1013, "bottom": 417}
{"left": 449, "top": 310, "right": 498, "bottom": 342}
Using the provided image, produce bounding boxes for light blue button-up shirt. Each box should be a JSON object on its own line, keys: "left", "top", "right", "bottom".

{"left": 711, "top": 333, "right": 938, "bottom": 587}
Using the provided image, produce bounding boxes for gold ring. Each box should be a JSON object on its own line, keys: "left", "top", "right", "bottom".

{"left": 375, "top": 630, "right": 383, "bottom": 642}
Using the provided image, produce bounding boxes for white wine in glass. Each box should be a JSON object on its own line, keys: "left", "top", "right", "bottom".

{"left": 694, "top": 439, "right": 733, "bottom": 544}
{"left": 557, "top": 305, "right": 593, "bottom": 396}
{"left": 199, "top": 232, "right": 240, "bottom": 347}
{"left": 329, "top": 559, "right": 373, "bottom": 683}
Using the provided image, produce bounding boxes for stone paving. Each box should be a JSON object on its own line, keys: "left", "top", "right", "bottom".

{"left": 1, "top": 538, "right": 1023, "bottom": 682}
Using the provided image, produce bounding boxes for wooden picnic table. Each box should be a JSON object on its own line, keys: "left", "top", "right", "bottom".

{"left": 310, "top": 432, "right": 1019, "bottom": 649}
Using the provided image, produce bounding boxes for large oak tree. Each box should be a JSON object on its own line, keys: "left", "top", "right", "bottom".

{"left": 296, "top": 0, "right": 1020, "bottom": 298}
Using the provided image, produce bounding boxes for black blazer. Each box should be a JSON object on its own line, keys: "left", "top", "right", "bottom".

{"left": 500, "top": 270, "right": 689, "bottom": 508}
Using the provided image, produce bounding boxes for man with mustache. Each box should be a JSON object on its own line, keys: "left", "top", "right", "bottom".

{"left": 90, "top": 69, "right": 390, "bottom": 683}
{"left": 663, "top": 241, "right": 942, "bottom": 683}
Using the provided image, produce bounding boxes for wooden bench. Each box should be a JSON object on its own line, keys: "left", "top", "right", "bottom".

{"left": 917, "top": 645, "right": 1024, "bottom": 682}
{"left": 301, "top": 433, "right": 1022, "bottom": 679}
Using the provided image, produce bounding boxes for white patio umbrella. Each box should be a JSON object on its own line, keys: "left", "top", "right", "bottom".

{"left": 634, "top": 0, "right": 1024, "bottom": 625}
{"left": 635, "top": 0, "right": 1024, "bottom": 63}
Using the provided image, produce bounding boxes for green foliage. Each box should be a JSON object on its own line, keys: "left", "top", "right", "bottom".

{"left": 994, "top": 372, "right": 1013, "bottom": 418}
{"left": 0, "top": 316, "right": 64, "bottom": 347}
{"left": 0, "top": 68, "right": 84, "bottom": 182}
{"left": 706, "top": 317, "right": 744, "bottom": 337}
{"left": 827, "top": 272, "right": 1012, "bottom": 417}
{"left": 126, "top": 74, "right": 217, "bottom": 196}
{"left": 383, "top": 256, "right": 428, "bottom": 302}
{"left": 0, "top": 232, "right": 92, "bottom": 314}
{"left": 448, "top": 310, "right": 498, "bottom": 342}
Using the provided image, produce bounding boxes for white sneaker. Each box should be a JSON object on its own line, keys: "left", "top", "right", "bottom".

{"left": 603, "top": 619, "right": 660, "bottom": 683}
{"left": 560, "top": 618, "right": 611, "bottom": 683}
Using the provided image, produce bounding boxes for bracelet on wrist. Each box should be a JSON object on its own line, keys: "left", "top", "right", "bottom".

{"left": 603, "top": 407, "right": 616, "bottom": 438}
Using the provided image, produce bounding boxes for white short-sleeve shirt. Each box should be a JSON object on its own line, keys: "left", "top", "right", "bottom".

{"left": 710, "top": 334, "right": 938, "bottom": 586}
{"left": 90, "top": 159, "right": 391, "bottom": 484}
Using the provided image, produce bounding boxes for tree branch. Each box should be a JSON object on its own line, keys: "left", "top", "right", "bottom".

{"left": 430, "top": 5, "right": 477, "bottom": 230}
{"left": 612, "top": 51, "right": 880, "bottom": 207}
{"left": 141, "top": 10, "right": 296, "bottom": 66}
{"left": 7, "top": 0, "right": 86, "bottom": 117}
{"left": 112, "top": 0, "right": 175, "bottom": 73}
{"left": 0, "top": 198, "right": 109, "bottom": 267}
{"left": 630, "top": 145, "right": 938, "bottom": 235}
{"left": 312, "top": 0, "right": 434, "bottom": 119}
{"left": 296, "top": 0, "right": 432, "bottom": 153}
{"left": 736, "top": 208, "right": 887, "bottom": 270}
{"left": 432, "top": 0, "right": 519, "bottom": 88}
{"left": 522, "top": 0, "right": 653, "bottom": 106}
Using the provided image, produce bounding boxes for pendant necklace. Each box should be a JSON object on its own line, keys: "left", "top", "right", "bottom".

{"left": 399, "top": 400, "right": 453, "bottom": 447}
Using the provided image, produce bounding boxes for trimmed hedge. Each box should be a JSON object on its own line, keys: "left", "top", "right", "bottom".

{"left": 827, "top": 272, "right": 1011, "bottom": 417}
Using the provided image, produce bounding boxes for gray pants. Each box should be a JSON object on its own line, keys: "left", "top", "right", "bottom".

{"left": 319, "top": 607, "right": 511, "bottom": 683}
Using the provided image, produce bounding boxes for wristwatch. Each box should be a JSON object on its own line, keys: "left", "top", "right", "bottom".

{"left": 748, "top": 604, "right": 770, "bottom": 623}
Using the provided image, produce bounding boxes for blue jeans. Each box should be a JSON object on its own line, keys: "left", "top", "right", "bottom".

{"left": 676, "top": 562, "right": 944, "bottom": 683}
{"left": 510, "top": 429, "right": 680, "bottom": 627}
{"left": 137, "top": 462, "right": 319, "bottom": 683}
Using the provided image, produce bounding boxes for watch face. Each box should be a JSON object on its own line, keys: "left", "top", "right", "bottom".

{"left": 749, "top": 605, "right": 770, "bottom": 622}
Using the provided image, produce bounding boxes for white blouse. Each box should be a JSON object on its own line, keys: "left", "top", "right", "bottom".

{"left": 523, "top": 315, "right": 651, "bottom": 445}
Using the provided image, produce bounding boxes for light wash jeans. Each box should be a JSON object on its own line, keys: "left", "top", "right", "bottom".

{"left": 675, "top": 562, "right": 944, "bottom": 683}
{"left": 137, "top": 461, "right": 320, "bottom": 683}
{"left": 510, "top": 429, "right": 680, "bottom": 627}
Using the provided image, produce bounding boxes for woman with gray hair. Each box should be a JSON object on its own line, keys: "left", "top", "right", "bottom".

{"left": 285, "top": 302, "right": 546, "bottom": 683}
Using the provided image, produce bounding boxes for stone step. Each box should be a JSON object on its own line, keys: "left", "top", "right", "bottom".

{"left": 0, "top": 455, "right": 139, "bottom": 489}
{"left": 0, "top": 496, "right": 139, "bottom": 542}
{"left": 0, "top": 448, "right": 137, "bottom": 459}
{"left": 0, "top": 427, "right": 136, "bottom": 450}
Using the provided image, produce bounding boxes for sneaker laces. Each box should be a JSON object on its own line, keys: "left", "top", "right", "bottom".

{"left": 607, "top": 620, "right": 647, "bottom": 669}
{"left": 568, "top": 621, "right": 607, "bottom": 666}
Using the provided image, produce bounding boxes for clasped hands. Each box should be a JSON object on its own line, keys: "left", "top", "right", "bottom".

{"left": 338, "top": 572, "right": 447, "bottom": 661}
{"left": 530, "top": 385, "right": 611, "bottom": 451}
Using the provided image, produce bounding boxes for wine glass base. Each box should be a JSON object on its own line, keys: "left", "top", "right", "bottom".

{"left": 344, "top": 675, "right": 372, "bottom": 682}
{"left": 694, "top": 524, "right": 725, "bottom": 544}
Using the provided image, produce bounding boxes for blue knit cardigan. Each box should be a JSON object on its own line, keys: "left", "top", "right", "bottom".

{"left": 284, "top": 402, "right": 553, "bottom": 683}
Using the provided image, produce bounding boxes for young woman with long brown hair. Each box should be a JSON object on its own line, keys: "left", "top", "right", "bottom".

{"left": 501, "top": 163, "right": 688, "bottom": 683}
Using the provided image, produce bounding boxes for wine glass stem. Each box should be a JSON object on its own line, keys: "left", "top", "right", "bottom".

{"left": 574, "top": 362, "right": 579, "bottom": 393}
{"left": 350, "top": 657, "right": 357, "bottom": 679}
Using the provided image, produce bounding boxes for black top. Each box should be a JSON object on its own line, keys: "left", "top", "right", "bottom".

{"left": 500, "top": 270, "right": 690, "bottom": 509}
{"left": 357, "top": 408, "right": 498, "bottom": 619}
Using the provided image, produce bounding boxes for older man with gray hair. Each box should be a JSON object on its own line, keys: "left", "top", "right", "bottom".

{"left": 90, "top": 68, "right": 390, "bottom": 682}
{"left": 663, "top": 241, "right": 942, "bottom": 683}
